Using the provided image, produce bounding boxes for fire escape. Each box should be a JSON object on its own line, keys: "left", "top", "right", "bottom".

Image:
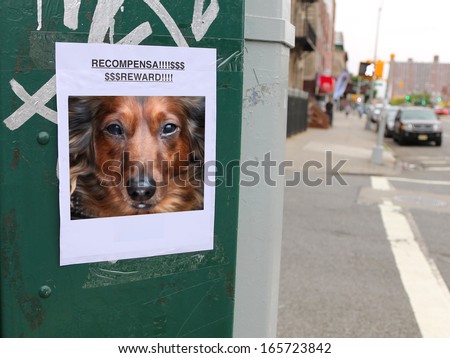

{"left": 295, "top": 0, "right": 317, "bottom": 53}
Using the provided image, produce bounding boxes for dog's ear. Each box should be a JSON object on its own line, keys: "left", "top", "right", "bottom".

{"left": 69, "top": 96, "right": 109, "bottom": 162}
{"left": 183, "top": 97, "right": 205, "bottom": 163}
{"left": 69, "top": 96, "right": 102, "bottom": 194}
{"left": 69, "top": 97, "right": 95, "bottom": 161}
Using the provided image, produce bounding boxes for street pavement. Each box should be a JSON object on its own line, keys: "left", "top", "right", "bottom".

{"left": 284, "top": 111, "right": 398, "bottom": 177}
{"left": 277, "top": 110, "right": 450, "bottom": 337}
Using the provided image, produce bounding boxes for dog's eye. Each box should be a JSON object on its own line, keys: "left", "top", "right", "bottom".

{"left": 162, "top": 123, "right": 178, "bottom": 135}
{"left": 106, "top": 124, "right": 124, "bottom": 136}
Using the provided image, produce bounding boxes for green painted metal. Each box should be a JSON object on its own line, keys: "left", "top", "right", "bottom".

{"left": 1, "top": 0, "right": 243, "bottom": 337}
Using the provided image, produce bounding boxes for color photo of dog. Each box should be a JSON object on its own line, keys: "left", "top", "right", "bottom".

{"left": 69, "top": 96, "right": 205, "bottom": 219}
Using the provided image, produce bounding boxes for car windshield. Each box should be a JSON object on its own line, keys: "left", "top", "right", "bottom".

{"left": 402, "top": 109, "right": 436, "bottom": 120}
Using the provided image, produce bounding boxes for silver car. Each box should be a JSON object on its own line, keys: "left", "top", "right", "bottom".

{"left": 377, "top": 106, "right": 399, "bottom": 137}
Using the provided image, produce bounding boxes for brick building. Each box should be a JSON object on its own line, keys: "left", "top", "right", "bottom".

{"left": 391, "top": 56, "right": 450, "bottom": 100}
{"left": 289, "top": 0, "right": 339, "bottom": 95}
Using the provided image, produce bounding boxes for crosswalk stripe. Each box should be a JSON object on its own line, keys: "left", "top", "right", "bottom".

{"left": 379, "top": 201, "right": 450, "bottom": 337}
{"left": 387, "top": 177, "right": 450, "bottom": 186}
{"left": 372, "top": 177, "right": 450, "bottom": 337}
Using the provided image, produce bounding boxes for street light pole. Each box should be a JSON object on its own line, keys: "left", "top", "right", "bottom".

{"left": 365, "top": 5, "right": 382, "bottom": 130}
{"left": 371, "top": 54, "right": 395, "bottom": 164}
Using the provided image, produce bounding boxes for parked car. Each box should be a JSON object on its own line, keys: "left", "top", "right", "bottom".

{"left": 369, "top": 103, "right": 384, "bottom": 123}
{"left": 377, "top": 106, "right": 399, "bottom": 137}
{"left": 393, "top": 107, "right": 442, "bottom": 146}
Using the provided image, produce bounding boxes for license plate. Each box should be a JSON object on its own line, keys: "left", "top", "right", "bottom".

{"left": 418, "top": 134, "right": 428, "bottom": 141}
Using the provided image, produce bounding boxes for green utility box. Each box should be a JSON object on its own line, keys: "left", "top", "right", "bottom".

{"left": 1, "top": 1, "right": 243, "bottom": 337}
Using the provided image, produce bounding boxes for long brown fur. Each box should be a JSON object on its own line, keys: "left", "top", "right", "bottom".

{"left": 69, "top": 96, "right": 204, "bottom": 219}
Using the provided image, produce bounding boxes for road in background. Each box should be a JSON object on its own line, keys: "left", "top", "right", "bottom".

{"left": 277, "top": 112, "right": 450, "bottom": 337}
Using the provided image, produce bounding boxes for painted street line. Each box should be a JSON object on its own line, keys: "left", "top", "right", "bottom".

{"left": 379, "top": 201, "right": 450, "bottom": 337}
{"left": 372, "top": 177, "right": 450, "bottom": 337}
{"left": 425, "top": 167, "right": 450, "bottom": 172}
{"left": 371, "top": 176, "right": 393, "bottom": 191}
{"left": 421, "top": 160, "right": 448, "bottom": 165}
{"left": 387, "top": 177, "right": 450, "bottom": 186}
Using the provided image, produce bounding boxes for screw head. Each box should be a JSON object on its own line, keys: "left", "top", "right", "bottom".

{"left": 37, "top": 132, "right": 50, "bottom": 145}
{"left": 39, "top": 285, "right": 52, "bottom": 298}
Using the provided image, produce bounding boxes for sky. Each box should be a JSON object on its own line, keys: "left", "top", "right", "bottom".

{"left": 335, "top": 0, "right": 450, "bottom": 76}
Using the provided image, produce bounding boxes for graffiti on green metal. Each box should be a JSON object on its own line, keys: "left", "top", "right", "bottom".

{"left": 3, "top": 0, "right": 220, "bottom": 131}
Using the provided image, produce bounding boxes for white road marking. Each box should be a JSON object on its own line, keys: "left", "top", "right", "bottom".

{"left": 387, "top": 177, "right": 450, "bottom": 186}
{"left": 409, "top": 156, "right": 448, "bottom": 160}
{"left": 425, "top": 167, "right": 450, "bottom": 172}
{"left": 379, "top": 201, "right": 450, "bottom": 337}
{"left": 371, "top": 176, "right": 393, "bottom": 191}
{"left": 372, "top": 177, "right": 450, "bottom": 337}
{"left": 421, "top": 160, "right": 448, "bottom": 165}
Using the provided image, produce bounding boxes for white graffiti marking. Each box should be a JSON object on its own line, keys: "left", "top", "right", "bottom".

{"left": 192, "top": 0, "right": 220, "bottom": 41}
{"left": 6, "top": 19, "right": 153, "bottom": 131}
{"left": 63, "top": 0, "right": 82, "bottom": 30}
{"left": 4, "top": 77, "right": 57, "bottom": 130}
{"left": 7, "top": 0, "right": 220, "bottom": 130}
{"left": 143, "top": 0, "right": 188, "bottom": 47}
{"left": 88, "top": 0, "right": 125, "bottom": 44}
{"left": 36, "top": 0, "right": 42, "bottom": 30}
{"left": 117, "top": 22, "right": 153, "bottom": 45}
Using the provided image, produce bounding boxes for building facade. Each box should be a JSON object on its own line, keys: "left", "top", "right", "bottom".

{"left": 332, "top": 31, "right": 347, "bottom": 78}
{"left": 302, "top": 0, "right": 335, "bottom": 94}
{"left": 289, "top": 0, "right": 339, "bottom": 95}
{"left": 289, "top": 0, "right": 318, "bottom": 90}
{"left": 391, "top": 56, "right": 450, "bottom": 100}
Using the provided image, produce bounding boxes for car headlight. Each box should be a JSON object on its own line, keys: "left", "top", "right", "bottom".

{"left": 433, "top": 123, "right": 442, "bottom": 131}
{"left": 402, "top": 123, "right": 413, "bottom": 131}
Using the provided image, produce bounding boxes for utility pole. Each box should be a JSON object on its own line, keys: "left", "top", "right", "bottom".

{"left": 234, "top": 0, "right": 295, "bottom": 337}
{"left": 371, "top": 54, "right": 394, "bottom": 164}
{"left": 365, "top": 5, "right": 382, "bottom": 130}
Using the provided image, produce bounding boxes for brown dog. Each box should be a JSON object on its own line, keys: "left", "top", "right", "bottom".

{"left": 69, "top": 96, "right": 204, "bottom": 219}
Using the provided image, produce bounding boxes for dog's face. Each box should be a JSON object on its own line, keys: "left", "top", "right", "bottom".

{"left": 94, "top": 96, "right": 192, "bottom": 211}
{"left": 69, "top": 96, "right": 204, "bottom": 218}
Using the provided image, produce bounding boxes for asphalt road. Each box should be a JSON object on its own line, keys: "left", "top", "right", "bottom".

{"left": 277, "top": 116, "right": 450, "bottom": 337}
{"left": 387, "top": 116, "right": 450, "bottom": 182}
{"left": 383, "top": 116, "right": 450, "bottom": 307}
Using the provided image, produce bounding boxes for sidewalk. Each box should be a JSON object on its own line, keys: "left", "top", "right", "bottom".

{"left": 285, "top": 110, "right": 400, "bottom": 176}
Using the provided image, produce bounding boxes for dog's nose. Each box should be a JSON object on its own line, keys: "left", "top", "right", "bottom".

{"left": 126, "top": 177, "right": 156, "bottom": 202}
